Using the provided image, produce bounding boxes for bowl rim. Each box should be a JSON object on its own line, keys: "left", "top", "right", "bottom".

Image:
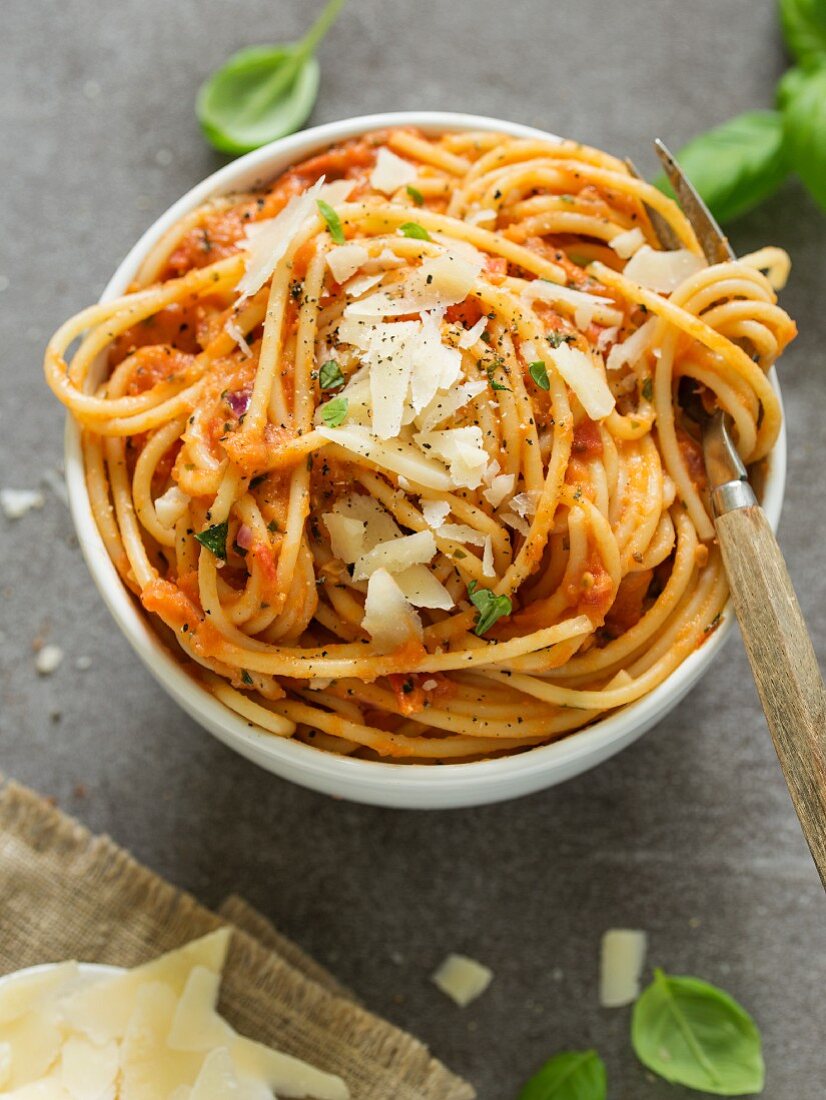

{"left": 63, "top": 110, "right": 786, "bottom": 807}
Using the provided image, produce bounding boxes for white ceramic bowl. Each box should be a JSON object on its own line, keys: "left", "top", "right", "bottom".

{"left": 64, "top": 111, "right": 786, "bottom": 810}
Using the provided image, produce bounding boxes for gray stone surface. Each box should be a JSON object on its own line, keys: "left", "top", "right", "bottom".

{"left": 2, "top": 0, "right": 825, "bottom": 1095}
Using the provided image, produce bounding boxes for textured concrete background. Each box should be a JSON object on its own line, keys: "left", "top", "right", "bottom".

{"left": 2, "top": 1, "right": 825, "bottom": 1096}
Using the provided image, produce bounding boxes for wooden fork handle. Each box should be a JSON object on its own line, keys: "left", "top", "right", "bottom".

{"left": 715, "top": 500, "right": 826, "bottom": 887}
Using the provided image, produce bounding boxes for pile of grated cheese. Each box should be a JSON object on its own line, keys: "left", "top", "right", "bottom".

{"left": 0, "top": 930, "right": 348, "bottom": 1099}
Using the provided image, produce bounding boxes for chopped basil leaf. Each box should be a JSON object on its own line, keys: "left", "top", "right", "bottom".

{"left": 406, "top": 184, "right": 425, "bottom": 206}
{"left": 641, "top": 376, "right": 654, "bottom": 401}
{"left": 319, "top": 359, "right": 345, "bottom": 390}
{"left": 267, "top": 519, "right": 280, "bottom": 533}
{"left": 241, "top": 669, "right": 254, "bottom": 685}
{"left": 486, "top": 365, "right": 510, "bottom": 392}
{"left": 529, "top": 360, "right": 550, "bottom": 390}
{"left": 399, "top": 221, "right": 431, "bottom": 240}
{"left": 195, "top": 521, "right": 229, "bottom": 560}
{"left": 468, "top": 584, "right": 512, "bottom": 636}
{"left": 321, "top": 395, "right": 349, "bottom": 427}
{"left": 546, "top": 331, "right": 575, "bottom": 348}
{"left": 317, "top": 199, "right": 345, "bottom": 244}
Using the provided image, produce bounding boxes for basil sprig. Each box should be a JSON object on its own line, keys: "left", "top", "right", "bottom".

{"left": 317, "top": 199, "right": 346, "bottom": 244}
{"left": 197, "top": 0, "right": 346, "bottom": 155}
{"left": 782, "top": 62, "right": 826, "bottom": 210}
{"left": 632, "top": 970, "right": 764, "bottom": 1096}
{"left": 467, "top": 582, "right": 512, "bottom": 636}
{"left": 320, "top": 396, "right": 348, "bottom": 427}
{"left": 399, "top": 221, "right": 431, "bottom": 241}
{"left": 779, "top": 0, "right": 826, "bottom": 62}
{"left": 518, "top": 1050, "right": 606, "bottom": 1100}
{"left": 319, "top": 359, "right": 345, "bottom": 391}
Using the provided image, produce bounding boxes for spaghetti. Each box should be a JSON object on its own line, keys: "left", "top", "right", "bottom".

{"left": 45, "top": 128, "right": 796, "bottom": 761}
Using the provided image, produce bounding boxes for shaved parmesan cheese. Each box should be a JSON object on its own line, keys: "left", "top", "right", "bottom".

{"left": 0, "top": 1042, "right": 10, "bottom": 1090}
{"left": 236, "top": 178, "right": 325, "bottom": 300}
{"left": 394, "top": 565, "right": 454, "bottom": 610}
{"left": 605, "top": 317, "right": 657, "bottom": 373}
{"left": 154, "top": 485, "right": 190, "bottom": 529}
{"left": 3, "top": 1013, "right": 62, "bottom": 1089}
{"left": 323, "top": 513, "right": 366, "bottom": 564}
{"left": 4, "top": 1079, "right": 71, "bottom": 1099}
{"left": 361, "top": 248, "right": 406, "bottom": 272}
{"left": 521, "top": 279, "right": 624, "bottom": 328}
{"left": 610, "top": 227, "right": 646, "bottom": 258}
{"left": 421, "top": 500, "right": 450, "bottom": 528}
{"left": 366, "top": 322, "right": 420, "bottom": 440}
{"left": 414, "top": 378, "right": 486, "bottom": 433}
{"left": 224, "top": 318, "right": 252, "bottom": 358}
{"left": 345, "top": 253, "right": 482, "bottom": 320}
{"left": 353, "top": 530, "right": 436, "bottom": 581}
{"left": 35, "top": 645, "right": 64, "bottom": 675}
{"left": 59, "top": 1036, "right": 118, "bottom": 1100}
{"left": 326, "top": 243, "right": 369, "bottom": 284}
{"left": 548, "top": 343, "right": 615, "bottom": 420}
{"left": 231, "top": 1037, "right": 350, "bottom": 1100}
{"left": 361, "top": 569, "right": 423, "bottom": 651}
{"left": 317, "top": 179, "right": 356, "bottom": 205}
{"left": 370, "top": 147, "right": 417, "bottom": 194}
{"left": 483, "top": 473, "right": 515, "bottom": 509}
{"left": 600, "top": 929, "right": 647, "bottom": 1008}
{"left": 62, "top": 930, "right": 230, "bottom": 1044}
{"left": 510, "top": 492, "right": 537, "bottom": 519}
{"left": 482, "top": 536, "right": 495, "bottom": 577}
{"left": 596, "top": 325, "right": 619, "bottom": 352}
{"left": 188, "top": 1048, "right": 268, "bottom": 1100}
{"left": 465, "top": 207, "right": 496, "bottom": 227}
{"left": 436, "top": 523, "right": 487, "bottom": 548}
{"left": 410, "top": 311, "right": 462, "bottom": 413}
{"left": 458, "top": 316, "right": 488, "bottom": 349}
{"left": 333, "top": 495, "right": 401, "bottom": 548}
{"left": 120, "top": 982, "right": 203, "bottom": 1099}
{"left": 0, "top": 962, "right": 77, "bottom": 1025}
{"left": 414, "top": 427, "right": 488, "bottom": 489}
{"left": 502, "top": 511, "right": 530, "bottom": 537}
{"left": 345, "top": 272, "right": 384, "bottom": 298}
{"left": 623, "top": 246, "right": 705, "bottom": 293}
{"left": 432, "top": 955, "right": 493, "bottom": 1007}
{"left": 318, "top": 425, "right": 452, "bottom": 491}
{"left": 167, "top": 967, "right": 232, "bottom": 1052}
{"left": 1, "top": 488, "right": 45, "bottom": 520}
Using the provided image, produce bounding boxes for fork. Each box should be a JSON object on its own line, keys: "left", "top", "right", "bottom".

{"left": 635, "top": 142, "right": 826, "bottom": 887}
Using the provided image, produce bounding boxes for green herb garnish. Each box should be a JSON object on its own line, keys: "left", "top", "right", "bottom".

{"left": 319, "top": 359, "right": 345, "bottom": 390}
{"left": 546, "top": 332, "right": 574, "bottom": 348}
{"left": 195, "top": 521, "right": 229, "bottom": 560}
{"left": 468, "top": 582, "right": 512, "bottom": 636}
{"left": 317, "top": 199, "right": 346, "bottom": 244}
{"left": 518, "top": 1050, "right": 607, "bottom": 1100}
{"left": 399, "top": 221, "right": 431, "bottom": 240}
{"left": 241, "top": 669, "right": 254, "bottom": 685}
{"left": 486, "top": 365, "right": 510, "bottom": 392}
{"left": 406, "top": 185, "right": 425, "bottom": 206}
{"left": 320, "top": 396, "right": 348, "bottom": 427}
{"left": 641, "top": 376, "right": 653, "bottom": 401}
{"left": 529, "top": 361, "right": 550, "bottom": 391}
{"left": 196, "top": 0, "right": 347, "bottom": 155}
{"left": 632, "top": 969, "right": 764, "bottom": 1095}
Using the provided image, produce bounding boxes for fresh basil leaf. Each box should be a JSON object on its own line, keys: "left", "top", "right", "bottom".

{"left": 529, "top": 360, "right": 550, "bottom": 390}
{"left": 195, "top": 521, "right": 229, "bottom": 560}
{"left": 319, "top": 359, "right": 345, "bottom": 390}
{"left": 654, "top": 110, "right": 789, "bottom": 223}
{"left": 317, "top": 199, "right": 346, "bottom": 244}
{"left": 320, "top": 396, "right": 349, "bottom": 427}
{"left": 782, "top": 62, "right": 826, "bottom": 211}
{"left": 518, "top": 1050, "right": 607, "bottom": 1100}
{"left": 641, "top": 376, "right": 653, "bottom": 401}
{"left": 196, "top": 0, "right": 346, "bottom": 155}
{"left": 406, "top": 185, "right": 425, "bottom": 206}
{"left": 776, "top": 63, "right": 813, "bottom": 109}
{"left": 240, "top": 669, "right": 254, "bottom": 685}
{"left": 631, "top": 969, "right": 764, "bottom": 1096}
{"left": 399, "top": 221, "right": 431, "bottom": 240}
{"left": 780, "top": 0, "right": 826, "bottom": 62}
{"left": 468, "top": 586, "right": 512, "bottom": 636}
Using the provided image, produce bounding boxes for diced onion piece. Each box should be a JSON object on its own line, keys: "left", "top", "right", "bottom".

{"left": 345, "top": 253, "right": 482, "bottom": 319}
{"left": 353, "top": 530, "right": 436, "bottom": 581}
{"left": 326, "top": 243, "right": 369, "bottom": 284}
{"left": 548, "top": 344, "right": 615, "bottom": 420}
{"left": 59, "top": 1036, "right": 119, "bottom": 1100}
{"left": 522, "top": 280, "right": 624, "bottom": 328}
{"left": 431, "top": 954, "right": 493, "bottom": 1007}
{"left": 414, "top": 426, "right": 488, "bottom": 490}
{"left": 623, "top": 245, "right": 705, "bottom": 292}
{"left": 599, "top": 929, "right": 647, "bottom": 1008}
{"left": 369, "top": 147, "right": 417, "bottom": 194}
{"left": 394, "top": 564, "right": 454, "bottom": 609}
{"left": 361, "top": 569, "right": 423, "bottom": 651}
{"left": 483, "top": 473, "right": 515, "bottom": 508}
{"left": 236, "top": 178, "right": 325, "bottom": 299}
{"left": 318, "top": 425, "right": 452, "bottom": 491}
{"left": 610, "top": 227, "right": 646, "bottom": 258}
{"left": 154, "top": 486, "right": 190, "bottom": 529}
{"left": 605, "top": 317, "right": 657, "bottom": 373}
{"left": 421, "top": 500, "right": 450, "bottom": 528}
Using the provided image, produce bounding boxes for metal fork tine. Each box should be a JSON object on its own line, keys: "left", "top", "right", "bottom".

{"left": 624, "top": 156, "right": 682, "bottom": 252}
{"left": 653, "top": 139, "right": 735, "bottom": 264}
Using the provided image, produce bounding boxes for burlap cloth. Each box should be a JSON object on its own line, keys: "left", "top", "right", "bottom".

{"left": 0, "top": 779, "right": 474, "bottom": 1100}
